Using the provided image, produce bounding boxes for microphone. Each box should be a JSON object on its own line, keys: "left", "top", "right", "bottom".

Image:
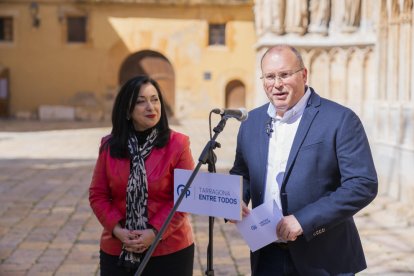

{"left": 266, "top": 117, "right": 274, "bottom": 138}
{"left": 212, "top": 108, "right": 248, "bottom": 122}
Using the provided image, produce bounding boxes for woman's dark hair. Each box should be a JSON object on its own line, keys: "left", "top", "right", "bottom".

{"left": 104, "top": 75, "right": 170, "bottom": 158}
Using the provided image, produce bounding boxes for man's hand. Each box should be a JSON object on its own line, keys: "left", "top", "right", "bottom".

{"left": 276, "top": 215, "right": 303, "bottom": 241}
{"left": 227, "top": 201, "right": 250, "bottom": 223}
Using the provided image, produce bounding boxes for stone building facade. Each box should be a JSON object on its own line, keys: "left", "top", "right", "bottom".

{"left": 254, "top": 0, "right": 414, "bottom": 205}
{"left": 0, "top": 0, "right": 255, "bottom": 121}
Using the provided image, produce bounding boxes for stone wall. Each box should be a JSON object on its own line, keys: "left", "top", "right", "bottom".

{"left": 89, "top": 0, "right": 250, "bottom": 4}
{"left": 254, "top": 0, "right": 414, "bottom": 204}
{"left": 0, "top": 1, "right": 256, "bottom": 120}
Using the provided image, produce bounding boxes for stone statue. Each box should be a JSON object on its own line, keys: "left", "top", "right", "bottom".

{"left": 254, "top": 0, "right": 264, "bottom": 35}
{"left": 262, "top": 0, "right": 274, "bottom": 32}
{"left": 271, "top": 0, "right": 286, "bottom": 35}
{"left": 285, "top": 0, "right": 309, "bottom": 35}
{"left": 342, "top": 0, "right": 361, "bottom": 32}
{"left": 308, "top": 0, "right": 331, "bottom": 35}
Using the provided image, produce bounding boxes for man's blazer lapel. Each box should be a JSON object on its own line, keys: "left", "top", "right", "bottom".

{"left": 282, "top": 91, "right": 321, "bottom": 191}
{"left": 248, "top": 105, "right": 271, "bottom": 206}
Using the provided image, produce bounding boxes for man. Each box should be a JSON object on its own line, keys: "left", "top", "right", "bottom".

{"left": 229, "top": 45, "right": 378, "bottom": 275}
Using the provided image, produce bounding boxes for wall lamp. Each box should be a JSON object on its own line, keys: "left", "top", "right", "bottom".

{"left": 29, "top": 2, "right": 41, "bottom": 28}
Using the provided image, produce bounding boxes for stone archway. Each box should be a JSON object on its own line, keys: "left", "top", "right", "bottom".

{"left": 225, "top": 80, "right": 246, "bottom": 108}
{"left": 119, "top": 50, "right": 175, "bottom": 116}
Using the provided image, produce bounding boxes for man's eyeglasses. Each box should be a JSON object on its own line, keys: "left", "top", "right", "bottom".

{"left": 260, "top": 68, "right": 304, "bottom": 84}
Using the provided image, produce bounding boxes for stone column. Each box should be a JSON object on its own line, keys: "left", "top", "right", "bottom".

{"left": 346, "top": 48, "right": 365, "bottom": 115}
{"left": 398, "top": 0, "right": 412, "bottom": 101}
{"left": 386, "top": 0, "right": 400, "bottom": 102}
{"left": 328, "top": 48, "right": 347, "bottom": 104}
{"left": 308, "top": 49, "right": 330, "bottom": 97}
{"left": 411, "top": 0, "right": 414, "bottom": 102}
{"left": 255, "top": 47, "right": 269, "bottom": 106}
{"left": 377, "top": 0, "right": 388, "bottom": 101}
{"left": 361, "top": 48, "right": 376, "bottom": 136}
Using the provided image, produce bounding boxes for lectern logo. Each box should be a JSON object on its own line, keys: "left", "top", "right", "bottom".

{"left": 176, "top": 184, "right": 191, "bottom": 198}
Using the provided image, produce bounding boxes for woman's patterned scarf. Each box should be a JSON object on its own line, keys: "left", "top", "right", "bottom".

{"left": 118, "top": 128, "right": 158, "bottom": 270}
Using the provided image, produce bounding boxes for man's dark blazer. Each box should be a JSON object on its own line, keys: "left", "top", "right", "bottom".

{"left": 230, "top": 88, "right": 378, "bottom": 275}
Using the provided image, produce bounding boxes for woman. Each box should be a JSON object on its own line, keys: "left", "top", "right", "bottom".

{"left": 89, "top": 75, "right": 195, "bottom": 276}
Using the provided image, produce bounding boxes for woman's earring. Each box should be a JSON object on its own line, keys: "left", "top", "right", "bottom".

{"left": 126, "top": 113, "right": 131, "bottom": 120}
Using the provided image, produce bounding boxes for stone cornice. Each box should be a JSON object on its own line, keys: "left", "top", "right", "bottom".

{"left": 256, "top": 32, "right": 377, "bottom": 50}
{"left": 0, "top": 0, "right": 252, "bottom": 5}
{"left": 76, "top": 0, "right": 251, "bottom": 5}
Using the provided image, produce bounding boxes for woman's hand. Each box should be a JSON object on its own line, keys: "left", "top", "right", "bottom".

{"left": 113, "top": 224, "right": 155, "bottom": 253}
{"left": 132, "top": 229, "right": 156, "bottom": 251}
{"left": 113, "top": 224, "right": 133, "bottom": 245}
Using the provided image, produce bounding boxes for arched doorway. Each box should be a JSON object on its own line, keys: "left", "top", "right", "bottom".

{"left": 0, "top": 67, "right": 10, "bottom": 117}
{"left": 119, "top": 50, "right": 175, "bottom": 116}
{"left": 225, "top": 80, "right": 246, "bottom": 108}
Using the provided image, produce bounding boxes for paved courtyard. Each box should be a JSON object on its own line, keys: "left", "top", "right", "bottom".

{"left": 0, "top": 119, "right": 413, "bottom": 275}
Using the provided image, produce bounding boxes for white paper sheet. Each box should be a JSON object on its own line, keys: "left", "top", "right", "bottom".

{"left": 236, "top": 200, "right": 283, "bottom": 252}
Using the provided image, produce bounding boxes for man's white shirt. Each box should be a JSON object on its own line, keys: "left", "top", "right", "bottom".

{"left": 264, "top": 88, "right": 311, "bottom": 210}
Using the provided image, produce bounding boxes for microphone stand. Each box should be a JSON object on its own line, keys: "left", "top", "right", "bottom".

{"left": 135, "top": 117, "right": 228, "bottom": 276}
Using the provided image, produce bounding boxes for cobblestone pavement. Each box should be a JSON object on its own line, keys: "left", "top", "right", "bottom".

{"left": 0, "top": 119, "right": 413, "bottom": 275}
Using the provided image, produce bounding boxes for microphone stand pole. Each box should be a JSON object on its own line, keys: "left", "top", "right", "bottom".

{"left": 204, "top": 117, "right": 225, "bottom": 276}
{"left": 135, "top": 117, "right": 228, "bottom": 276}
